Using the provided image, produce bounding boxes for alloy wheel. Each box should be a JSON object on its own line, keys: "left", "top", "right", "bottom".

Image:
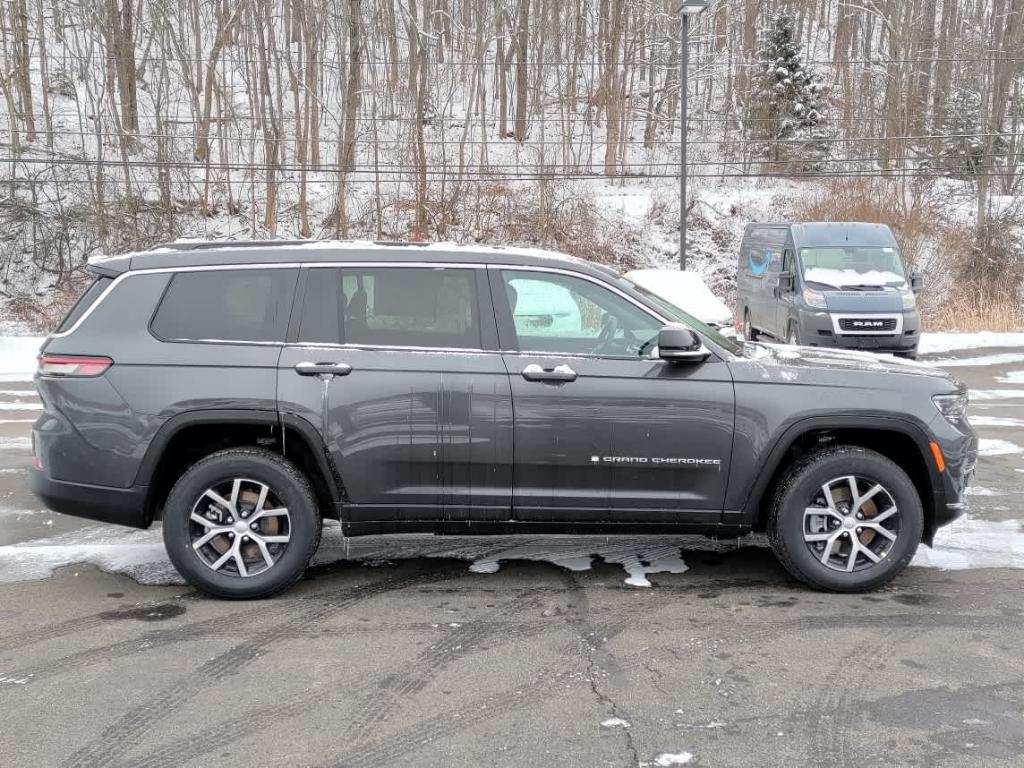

{"left": 802, "top": 475, "right": 900, "bottom": 573}
{"left": 188, "top": 478, "right": 291, "bottom": 577}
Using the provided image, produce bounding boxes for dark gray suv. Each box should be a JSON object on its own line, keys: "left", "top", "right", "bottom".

{"left": 30, "top": 241, "right": 977, "bottom": 598}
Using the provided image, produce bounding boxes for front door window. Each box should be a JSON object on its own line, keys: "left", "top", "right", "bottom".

{"left": 500, "top": 270, "right": 662, "bottom": 357}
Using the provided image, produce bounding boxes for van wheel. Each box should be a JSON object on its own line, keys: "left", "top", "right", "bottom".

{"left": 767, "top": 446, "right": 922, "bottom": 592}
{"left": 787, "top": 322, "right": 800, "bottom": 345}
{"left": 743, "top": 310, "right": 757, "bottom": 341}
{"left": 162, "top": 448, "right": 322, "bottom": 599}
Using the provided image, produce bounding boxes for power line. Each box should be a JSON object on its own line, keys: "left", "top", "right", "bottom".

{"left": 6, "top": 151, "right": 1024, "bottom": 173}
{"left": 4, "top": 169, "right": 1016, "bottom": 184}
{"left": 4, "top": 124, "right": 1023, "bottom": 147}
{"left": 39, "top": 49, "right": 1024, "bottom": 68}
{"left": 5, "top": 110, "right": 1019, "bottom": 125}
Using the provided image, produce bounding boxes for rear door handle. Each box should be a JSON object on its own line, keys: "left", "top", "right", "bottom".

{"left": 521, "top": 363, "right": 577, "bottom": 382}
{"left": 295, "top": 361, "right": 352, "bottom": 377}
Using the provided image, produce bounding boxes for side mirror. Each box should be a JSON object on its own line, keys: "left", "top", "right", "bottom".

{"left": 657, "top": 325, "right": 709, "bottom": 363}
{"left": 910, "top": 272, "right": 924, "bottom": 292}
{"left": 779, "top": 270, "right": 795, "bottom": 293}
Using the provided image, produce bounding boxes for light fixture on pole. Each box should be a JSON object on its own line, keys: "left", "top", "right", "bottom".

{"left": 679, "top": 0, "right": 710, "bottom": 271}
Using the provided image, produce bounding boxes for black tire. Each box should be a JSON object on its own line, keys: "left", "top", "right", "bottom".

{"left": 767, "top": 446, "right": 923, "bottom": 592}
{"left": 162, "top": 448, "right": 322, "bottom": 599}
{"left": 743, "top": 309, "right": 757, "bottom": 341}
{"left": 787, "top": 321, "right": 800, "bottom": 345}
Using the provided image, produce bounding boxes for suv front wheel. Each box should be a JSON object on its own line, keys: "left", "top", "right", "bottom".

{"left": 767, "top": 446, "right": 923, "bottom": 592}
{"left": 162, "top": 448, "right": 322, "bottom": 599}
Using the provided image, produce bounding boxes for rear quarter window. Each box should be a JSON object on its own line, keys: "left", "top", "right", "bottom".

{"left": 55, "top": 276, "right": 112, "bottom": 333}
{"left": 151, "top": 269, "right": 298, "bottom": 343}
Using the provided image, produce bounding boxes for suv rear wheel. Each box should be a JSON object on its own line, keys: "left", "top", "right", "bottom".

{"left": 162, "top": 448, "right": 322, "bottom": 599}
{"left": 767, "top": 446, "right": 922, "bottom": 592}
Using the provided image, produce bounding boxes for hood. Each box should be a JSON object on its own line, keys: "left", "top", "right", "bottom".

{"left": 822, "top": 289, "right": 904, "bottom": 313}
{"left": 733, "top": 342, "right": 962, "bottom": 390}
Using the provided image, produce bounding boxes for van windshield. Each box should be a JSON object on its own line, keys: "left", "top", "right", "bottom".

{"left": 799, "top": 246, "right": 907, "bottom": 290}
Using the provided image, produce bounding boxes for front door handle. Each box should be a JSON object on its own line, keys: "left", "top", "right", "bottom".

{"left": 295, "top": 361, "right": 352, "bottom": 377}
{"left": 521, "top": 363, "right": 577, "bottom": 382}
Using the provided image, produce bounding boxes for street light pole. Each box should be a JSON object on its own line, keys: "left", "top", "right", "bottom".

{"left": 678, "top": 0, "right": 710, "bottom": 271}
{"left": 679, "top": 12, "right": 689, "bottom": 271}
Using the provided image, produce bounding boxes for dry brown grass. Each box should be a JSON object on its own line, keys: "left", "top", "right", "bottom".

{"left": 925, "top": 286, "right": 1024, "bottom": 332}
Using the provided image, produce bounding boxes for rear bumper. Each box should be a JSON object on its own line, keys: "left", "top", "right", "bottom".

{"left": 30, "top": 467, "right": 150, "bottom": 529}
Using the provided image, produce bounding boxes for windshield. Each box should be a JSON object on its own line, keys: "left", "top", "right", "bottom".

{"left": 620, "top": 278, "right": 744, "bottom": 355}
{"left": 799, "top": 246, "right": 907, "bottom": 289}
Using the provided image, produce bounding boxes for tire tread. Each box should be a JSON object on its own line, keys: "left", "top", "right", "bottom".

{"left": 767, "top": 445, "right": 922, "bottom": 592}
{"left": 164, "top": 447, "right": 322, "bottom": 599}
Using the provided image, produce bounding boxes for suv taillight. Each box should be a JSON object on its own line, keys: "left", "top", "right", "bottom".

{"left": 38, "top": 354, "right": 113, "bottom": 377}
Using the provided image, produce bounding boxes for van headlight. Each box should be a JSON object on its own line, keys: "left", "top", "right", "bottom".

{"left": 802, "top": 288, "right": 827, "bottom": 309}
{"left": 900, "top": 287, "right": 916, "bottom": 309}
{"left": 933, "top": 392, "right": 968, "bottom": 421}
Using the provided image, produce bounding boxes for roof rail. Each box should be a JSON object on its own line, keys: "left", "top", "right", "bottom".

{"left": 149, "top": 239, "right": 310, "bottom": 251}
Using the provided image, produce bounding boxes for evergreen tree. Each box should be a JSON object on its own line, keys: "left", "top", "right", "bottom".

{"left": 748, "top": 13, "right": 829, "bottom": 169}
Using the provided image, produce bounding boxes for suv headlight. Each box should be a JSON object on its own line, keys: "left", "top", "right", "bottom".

{"left": 933, "top": 392, "right": 968, "bottom": 421}
{"left": 802, "top": 288, "right": 827, "bottom": 309}
{"left": 900, "top": 286, "right": 916, "bottom": 309}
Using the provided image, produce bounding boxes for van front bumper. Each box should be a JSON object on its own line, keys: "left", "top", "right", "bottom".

{"left": 797, "top": 310, "right": 919, "bottom": 355}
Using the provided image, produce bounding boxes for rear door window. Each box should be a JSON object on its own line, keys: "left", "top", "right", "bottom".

{"left": 55, "top": 276, "right": 112, "bottom": 332}
{"left": 151, "top": 269, "right": 298, "bottom": 343}
{"left": 297, "top": 266, "right": 481, "bottom": 349}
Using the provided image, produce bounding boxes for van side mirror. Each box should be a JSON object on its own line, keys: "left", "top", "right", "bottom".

{"left": 658, "top": 325, "right": 709, "bottom": 363}
{"left": 910, "top": 272, "right": 924, "bottom": 292}
{"left": 779, "top": 270, "right": 796, "bottom": 293}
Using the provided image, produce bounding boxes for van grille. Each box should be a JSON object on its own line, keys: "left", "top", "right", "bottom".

{"left": 838, "top": 317, "right": 897, "bottom": 332}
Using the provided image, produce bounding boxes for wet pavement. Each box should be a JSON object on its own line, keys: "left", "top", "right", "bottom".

{"left": 1, "top": 346, "right": 1023, "bottom": 766}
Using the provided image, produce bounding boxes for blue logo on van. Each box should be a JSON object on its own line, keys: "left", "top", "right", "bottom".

{"left": 749, "top": 249, "right": 771, "bottom": 276}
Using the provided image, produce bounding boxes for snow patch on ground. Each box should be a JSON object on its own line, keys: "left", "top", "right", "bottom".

{"left": 652, "top": 752, "right": 695, "bottom": 766}
{"left": 0, "top": 528, "right": 695, "bottom": 587}
{"left": 918, "top": 332, "right": 1024, "bottom": 355}
{"left": 913, "top": 517, "right": 1024, "bottom": 570}
{"left": 0, "top": 527, "right": 170, "bottom": 584}
{"left": 601, "top": 717, "right": 631, "bottom": 728}
{"left": 926, "top": 353, "right": 1024, "bottom": 368}
{"left": 970, "top": 390, "right": 1024, "bottom": 401}
{"left": 0, "top": 337, "right": 43, "bottom": 381}
{"left": 978, "top": 439, "right": 1024, "bottom": 456}
{"left": 965, "top": 486, "right": 1004, "bottom": 497}
{"left": 970, "top": 415, "right": 1024, "bottom": 428}
{"left": 996, "top": 370, "right": 1024, "bottom": 384}
{"left": 6, "top": 517, "right": 1024, "bottom": 586}
{"left": 0, "top": 437, "right": 32, "bottom": 451}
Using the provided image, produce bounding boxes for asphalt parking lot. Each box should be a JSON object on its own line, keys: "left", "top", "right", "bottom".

{"left": 1, "top": 346, "right": 1023, "bottom": 767}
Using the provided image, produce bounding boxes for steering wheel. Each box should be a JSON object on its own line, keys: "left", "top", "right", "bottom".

{"left": 592, "top": 313, "right": 634, "bottom": 355}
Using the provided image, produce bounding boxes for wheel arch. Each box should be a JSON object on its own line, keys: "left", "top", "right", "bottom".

{"left": 742, "top": 415, "right": 944, "bottom": 543}
{"left": 137, "top": 410, "right": 343, "bottom": 523}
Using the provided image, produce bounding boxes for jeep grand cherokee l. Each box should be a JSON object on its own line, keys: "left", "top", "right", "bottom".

{"left": 30, "top": 241, "right": 977, "bottom": 598}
